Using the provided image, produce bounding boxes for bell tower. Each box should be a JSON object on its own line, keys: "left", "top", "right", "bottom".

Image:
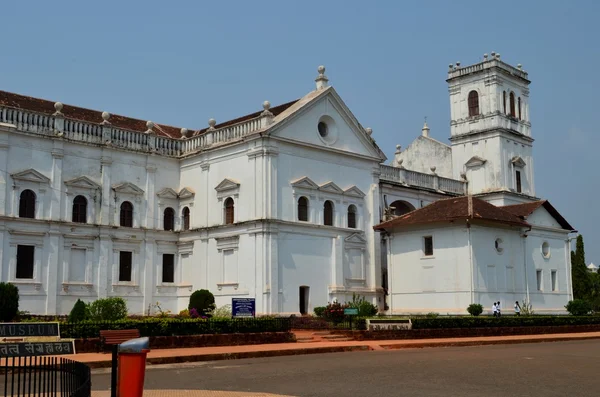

{"left": 447, "top": 53, "right": 535, "bottom": 204}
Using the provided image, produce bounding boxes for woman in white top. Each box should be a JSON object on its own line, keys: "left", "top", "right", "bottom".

{"left": 514, "top": 301, "right": 521, "bottom": 316}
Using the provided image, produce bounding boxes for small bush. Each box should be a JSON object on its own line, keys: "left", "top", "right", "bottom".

{"left": 212, "top": 304, "right": 232, "bottom": 318}
{"left": 411, "top": 316, "right": 600, "bottom": 329}
{"left": 87, "top": 297, "right": 127, "bottom": 321}
{"left": 314, "top": 306, "right": 326, "bottom": 317}
{"left": 68, "top": 299, "right": 88, "bottom": 322}
{"left": 467, "top": 303, "right": 484, "bottom": 316}
{"left": 565, "top": 299, "right": 592, "bottom": 316}
{"left": 347, "top": 293, "right": 378, "bottom": 317}
{"left": 178, "top": 309, "right": 190, "bottom": 319}
{"left": 0, "top": 282, "right": 19, "bottom": 322}
{"left": 426, "top": 312, "right": 439, "bottom": 318}
{"left": 188, "top": 289, "right": 216, "bottom": 317}
{"left": 323, "top": 302, "right": 347, "bottom": 323}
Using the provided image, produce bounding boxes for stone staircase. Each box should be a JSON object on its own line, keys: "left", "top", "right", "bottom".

{"left": 294, "top": 330, "right": 354, "bottom": 343}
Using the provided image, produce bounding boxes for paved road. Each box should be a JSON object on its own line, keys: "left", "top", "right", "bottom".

{"left": 92, "top": 340, "right": 600, "bottom": 396}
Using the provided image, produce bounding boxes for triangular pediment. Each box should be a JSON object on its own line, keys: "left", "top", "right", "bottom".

{"left": 112, "top": 182, "right": 144, "bottom": 195}
{"left": 345, "top": 233, "right": 367, "bottom": 244}
{"left": 156, "top": 188, "right": 178, "bottom": 199}
{"left": 511, "top": 156, "right": 526, "bottom": 167}
{"left": 179, "top": 187, "right": 195, "bottom": 199}
{"left": 290, "top": 176, "right": 318, "bottom": 190}
{"left": 268, "top": 88, "right": 387, "bottom": 162}
{"left": 64, "top": 176, "right": 100, "bottom": 190}
{"left": 215, "top": 178, "right": 240, "bottom": 192}
{"left": 319, "top": 181, "right": 344, "bottom": 194}
{"left": 11, "top": 169, "right": 50, "bottom": 184}
{"left": 465, "top": 156, "right": 487, "bottom": 168}
{"left": 343, "top": 185, "right": 366, "bottom": 198}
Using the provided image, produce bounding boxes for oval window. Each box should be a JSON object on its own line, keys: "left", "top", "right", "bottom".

{"left": 318, "top": 121, "right": 328, "bottom": 137}
{"left": 542, "top": 242, "right": 550, "bottom": 258}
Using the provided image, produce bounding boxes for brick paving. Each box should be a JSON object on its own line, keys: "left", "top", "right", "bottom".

{"left": 92, "top": 390, "right": 295, "bottom": 397}
{"left": 72, "top": 331, "right": 600, "bottom": 369}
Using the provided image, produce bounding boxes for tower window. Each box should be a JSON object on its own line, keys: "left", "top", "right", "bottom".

{"left": 509, "top": 92, "right": 516, "bottom": 117}
{"left": 19, "top": 189, "right": 36, "bottom": 219}
{"left": 324, "top": 200, "right": 334, "bottom": 226}
{"left": 423, "top": 236, "right": 433, "bottom": 256}
{"left": 518, "top": 97, "right": 522, "bottom": 120}
{"left": 515, "top": 170, "right": 522, "bottom": 193}
{"left": 163, "top": 207, "right": 175, "bottom": 231}
{"left": 347, "top": 205, "right": 357, "bottom": 229}
{"left": 468, "top": 91, "right": 479, "bottom": 117}
{"left": 224, "top": 198, "right": 234, "bottom": 225}
{"left": 182, "top": 207, "right": 190, "bottom": 230}
{"left": 72, "top": 195, "right": 87, "bottom": 224}
{"left": 297, "top": 196, "right": 308, "bottom": 221}
{"left": 120, "top": 201, "right": 133, "bottom": 227}
{"left": 503, "top": 91, "right": 507, "bottom": 114}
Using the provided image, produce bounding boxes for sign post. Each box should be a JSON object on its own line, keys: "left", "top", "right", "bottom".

{"left": 232, "top": 298, "right": 256, "bottom": 318}
{"left": 343, "top": 308, "right": 359, "bottom": 330}
{"left": 0, "top": 322, "right": 75, "bottom": 358}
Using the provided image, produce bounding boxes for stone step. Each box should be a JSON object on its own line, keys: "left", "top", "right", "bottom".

{"left": 296, "top": 338, "right": 318, "bottom": 343}
{"left": 312, "top": 331, "right": 332, "bottom": 336}
{"left": 322, "top": 335, "right": 351, "bottom": 340}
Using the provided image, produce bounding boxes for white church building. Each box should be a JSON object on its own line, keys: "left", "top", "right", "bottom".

{"left": 0, "top": 54, "right": 576, "bottom": 316}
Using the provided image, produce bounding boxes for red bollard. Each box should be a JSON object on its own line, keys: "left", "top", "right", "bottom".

{"left": 117, "top": 337, "right": 150, "bottom": 397}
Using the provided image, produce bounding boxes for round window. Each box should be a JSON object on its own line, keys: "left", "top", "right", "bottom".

{"left": 318, "top": 122, "right": 328, "bottom": 137}
{"left": 542, "top": 242, "right": 550, "bottom": 258}
{"left": 495, "top": 238, "right": 503, "bottom": 253}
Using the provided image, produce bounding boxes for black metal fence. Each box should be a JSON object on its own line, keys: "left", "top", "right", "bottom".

{"left": 289, "top": 316, "right": 366, "bottom": 330}
{"left": 0, "top": 356, "right": 91, "bottom": 397}
{"left": 60, "top": 317, "right": 293, "bottom": 339}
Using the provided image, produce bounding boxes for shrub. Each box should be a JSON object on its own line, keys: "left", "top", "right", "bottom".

{"left": 565, "top": 299, "right": 592, "bottom": 316}
{"left": 467, "top": 303, "right": 483, "bottom": 316}
{"left": 68, "top": 299, "right": 88, "bottom": 322}
{"left": 188, "top": 289, "right": 216, "bottom": 317}
{"left": 313, "top": 306, "right": 326, "bottom": 317}
{"left": 323, "top": 302, "right": 347, "bottom": 323}
{"left": 87, "top": 297, "right": 128, "bottom": 321}
{"left": 0, "top": 282, "right": 19, "bottom": 322}
{"left": 411, "top": 316, "right": 600, "bottom": 329}
{"left": 426, "top": 312, "right": 439, "bottom": 318}
{"left": 347, "top": 293, "right": 378, "bottom": 317}
{"left": 520, "top": 298, "right": 535, "bottom": 316}
{"left": 178, "top": 309, "right": 191, "bottom": 319}
{"left": 212, "top": 304, "right": 232, "bottom": 318}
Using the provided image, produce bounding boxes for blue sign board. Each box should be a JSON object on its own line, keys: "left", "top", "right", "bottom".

{"left": 344, "top": 308, "right": 359, "bottom": 316}
{"left": 232, "top": 298, "right": 256, "bottom": 318}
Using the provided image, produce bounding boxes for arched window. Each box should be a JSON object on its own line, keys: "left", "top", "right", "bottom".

{"left": 503, "top": 91, "right": 507, "bottom": 114}
{"left": 163, "top": 207, "right": 175, "bottom": 231}
{"left": 347, "top": 205, "right": 357, "bottom": 229}
{"left": 509, "top": 92, "right": 516, "bottom": 117}
{"left": 298, "top": 196, "right": 308, "bottom": 222}
{"left": 120, "top": 201, "right": 133, "bottom": 227}
{"left": 390, "top": 200, "right": 415, "bottom": 217}
{"left": 72, "top": 195, "right": 87, "bottom": 224}
{"left": 224, "top": 198, "right": 234, "bottom": 225}
{"left": 518, "top": 97, "right": 522, "bottom": 120}
{"left": 182, "top": 207, "right": 190, "bottom": 230}
{"left": 324, "top": 200, "right": 334, "bottom": 226}
{"left": 468, "top": 91, "right": 479, "bottom": 117}
{"left": 19, "top": 189, "right": 36, "bottom": 219}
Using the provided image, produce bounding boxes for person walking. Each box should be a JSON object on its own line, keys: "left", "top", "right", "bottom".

{"left": 514, "top": 301, "right": 521, "bottom": 316}
{"left": 496, "top": 301, "right": 501, "bottom": 317}
{"left": 492, "top": 302, "right": 498, "bottom": 317}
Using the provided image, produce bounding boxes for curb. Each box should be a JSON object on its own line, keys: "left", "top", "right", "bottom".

{"left": 84, "top": 345, "right": 372, "bottom": 369}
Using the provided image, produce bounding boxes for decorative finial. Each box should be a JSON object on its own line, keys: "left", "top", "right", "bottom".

{"left": 315, "top": 65, "right": 329, "bottom": 90}
{"left": 496, "top": 53, "right": 501, "bottom": 59}
{"left": 430, "top": 165, "right": 437, "bottom": 173}
{"left": 422, "top": 119, "right": 430, "bottom": 137}
{"left": 517, "top": 64, "right": 522, "bottom": 69}
{"left": 208, "top": 118, "right": 216, "bottom": 130}
{"left": 483, "top": 53, "right": 488, "bottom": 60}
{"left": 180, "top": 128, "right": 189, "bottom": 139}
{"left": 456, "top": 61, "right": 461, "bottom": 68}
{"left": 449, "top": 63, "right": 454, "bottom": 70}
{"left": 491, "top": 51, "right": 496, "bottom": 57}
{"left": 460, "top": 171, "right": 467, "bottom": 180}
{"left": 101, "top": 111, "right": 110, "bottom": 124}
{"left": 365, "top": 127, "right": 373, "bottom": 136}
{"left": 263, "top": 101, "right": 271, "bottom": 111}
{"left": 395, "top": 144, "right": 401, "bottom": 154}
{"left": 145, "top": 120, "right": 155, "bottom": 134}
{"left": 53, "top": 102, "right": 63, "bottom": 115}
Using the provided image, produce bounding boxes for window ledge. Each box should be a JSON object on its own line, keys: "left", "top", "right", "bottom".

{"left": 421, "top": 256, "right": 435, "bottom": 260}
{"left": 217, "top": 282, "right": 239, "bottom": 291}
{"left": 11, "top": 280, "right": 42, "bottom": 289}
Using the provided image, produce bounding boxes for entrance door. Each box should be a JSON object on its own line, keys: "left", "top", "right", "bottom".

{"left": 299, "top": 286, "right": 309, "bottom": 315}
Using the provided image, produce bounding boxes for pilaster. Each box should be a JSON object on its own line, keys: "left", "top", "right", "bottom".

{"left": 142, "top": 237, "right": 154, "bottom": 312}
{"left": 45, "top": 229, "right": 62, "bottom": 315}
{"left": 100, "top": 155, "right": 113, "bottom": 225}
{"left": 0, "top": 137, "right": 8, "bottom": 216}
{"left": 97, "top": 231, "right": 112, "bottom": 299}
{"left": 50, "top": 146, "right": 64, "bottom": 221}
{"left": 144, "top": 165, "right": 157, "bottom": 229}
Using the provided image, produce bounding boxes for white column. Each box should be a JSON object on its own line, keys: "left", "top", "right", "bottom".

{"left": 142, "top": 237, "right": 155, "bottom": 314}
{"left": 50, "top": 148, "right": 64, "bottom": 221}
{"left": 368, "top": 169, "right": 381, "bottom": 293}
{"left": 100, "top": 155, "right": 113, "bottom": 225}
{"left": 0, "top": 137, "right": 8, "bottom": 216}
{"left": 45, "top": 229, "right": 61, "bottom": 315}
{"left": 97, "top": 231, "right": 112, "bottom": 298}
{"left": 145, "top": 165, "right": 156, "bottom": 229}
{"left": 0, "top": 226, "right": 5, "bottom": 282}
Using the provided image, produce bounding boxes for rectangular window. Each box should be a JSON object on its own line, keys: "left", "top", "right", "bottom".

{"left": 551, "top": 270, "right": 557, "bottom": 292}
{"left": 119, "top": 251, "right": 132, "bottom": 282}
{"left": 162, "top": 254, "right": 175, "bottom": 283}
{"left": 69, "top": 248, "right": 87, "bottom": 282}
{"left": 515, "top": 170, "right": 522, "bottom": 193}
{"left": 536, "top": 270, "right": 542, "bottom": 291}
{"left": 16, "top": 245, "right": 35, "bottom": 279}
{"left": 423, "top": 236, "right": 433, "bottom": 256}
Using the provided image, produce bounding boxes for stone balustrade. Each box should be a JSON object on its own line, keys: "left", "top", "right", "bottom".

{"left": 380, "top": 164, "right": 465, "bottom": 195}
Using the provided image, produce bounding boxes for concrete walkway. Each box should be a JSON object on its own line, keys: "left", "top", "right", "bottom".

{"left": 76, "top": 331, "right": 600, "bottom": 369}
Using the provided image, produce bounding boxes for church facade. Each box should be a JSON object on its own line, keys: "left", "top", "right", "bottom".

{"left": 0, "top": 55, "right": 575, "bottom": 316}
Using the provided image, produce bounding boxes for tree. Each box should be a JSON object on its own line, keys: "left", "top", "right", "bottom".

{"left": 188, "top": 289, "right": 216, "bottom": 317}
{"left": 0, "top": 282, "right": 19, "bottom": 321}
{"left": 68, "top": 299, "right": 88, "bottom": 322}
{"left": 571, "top": 235, "right": 592, "bottom": 299}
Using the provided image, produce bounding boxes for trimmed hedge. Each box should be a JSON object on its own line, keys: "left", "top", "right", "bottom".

{"left": 411, "top": 316, "right": 600, "bottom": 329}
{"left": 60, "top": 317, "right": 291, "bottom": 339}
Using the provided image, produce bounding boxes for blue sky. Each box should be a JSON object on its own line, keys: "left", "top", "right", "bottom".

{"left": 1, "top": 0, "right": 598, "bottom": 262}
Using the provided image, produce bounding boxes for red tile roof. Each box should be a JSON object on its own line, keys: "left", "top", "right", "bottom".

{"left": 0, "top": 90, "right": 298, "bottom": 139}
{"left": 374, "top": 196, "right": 529, "bottom": 231}
{"left": 502, "top": 200, "right": 575, "bottom": 231}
